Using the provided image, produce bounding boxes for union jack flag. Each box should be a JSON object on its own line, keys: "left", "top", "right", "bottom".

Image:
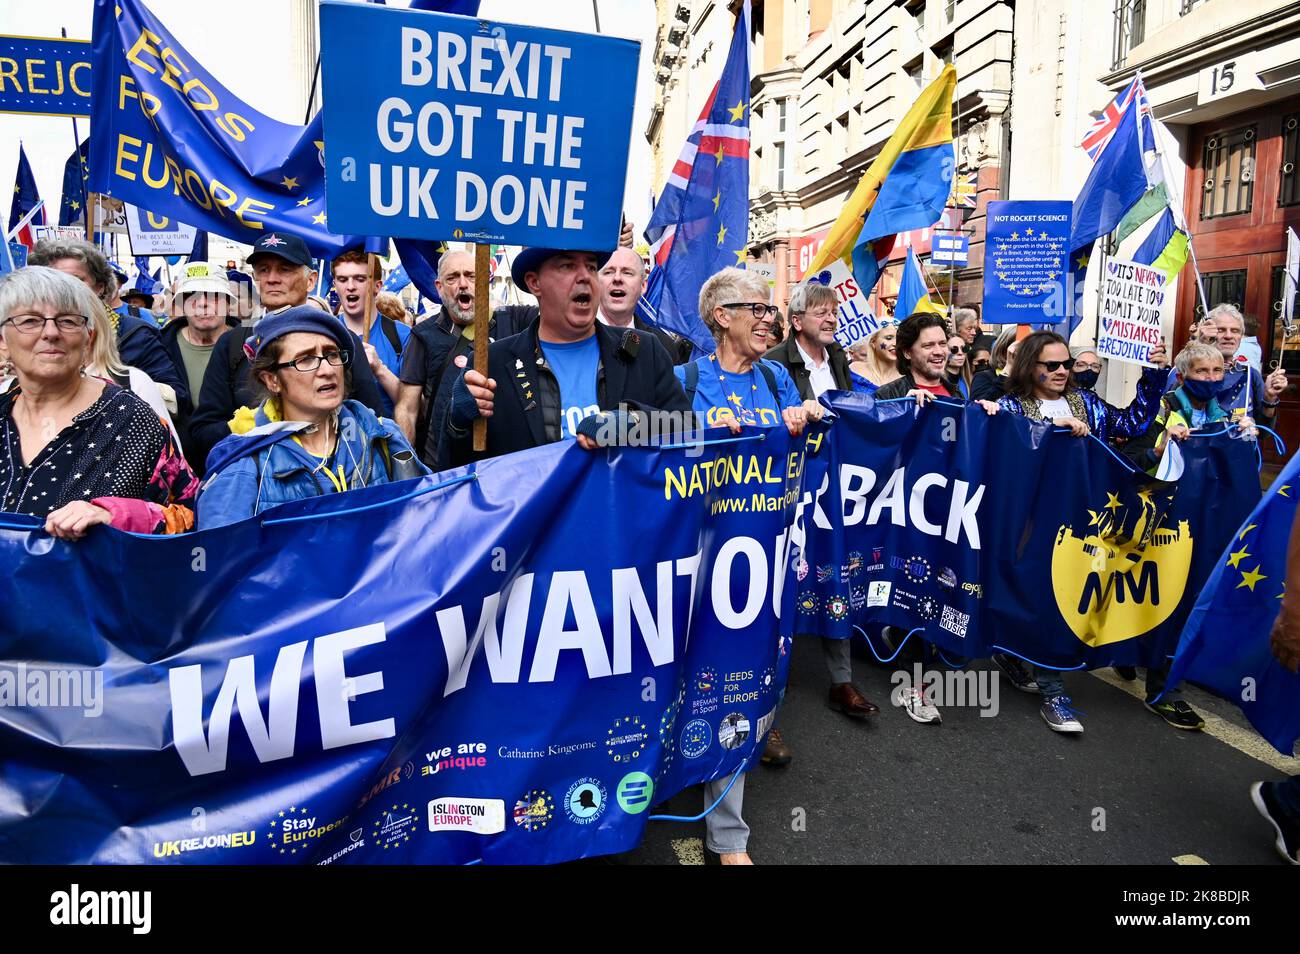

{"left": 1080, "top": 75, "right": 1149, "bottom": 161}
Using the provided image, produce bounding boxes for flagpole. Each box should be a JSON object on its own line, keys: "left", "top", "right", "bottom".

{"left": 472, "top": 243, "right": 491, "bottom": 453}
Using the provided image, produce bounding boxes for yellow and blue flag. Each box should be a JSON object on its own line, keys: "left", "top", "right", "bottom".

{"left": 804, "top": 67, "right": 955, "bottom": 297}
{"left": 1165, "top": 452, "right": 1300, "bottom": 756}
{"left": 1132, "top": 207, "right": 1189, "bottom": 282}
{"left": 894, "top": 248, "right": 945, "bottom": 320}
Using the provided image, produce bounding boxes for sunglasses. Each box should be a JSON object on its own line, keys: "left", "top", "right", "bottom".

{"left": 1036, "top": 358, "right": 1076, "bottom": 372}
{"left": 949, "top": 346, "right": 964, "bottom": 355}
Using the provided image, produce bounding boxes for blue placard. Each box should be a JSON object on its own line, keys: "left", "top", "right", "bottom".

{"left": 982, "top": 200, "right": 1072, "bottom": 325}
{"left": 931, "top": 234, "right": 968, "bottom": 266}
{"left": 318, "top": 2, "right": 639, "bottom": 248}
{"left": 0, "top": 35, "right": 92, "bottom": 117}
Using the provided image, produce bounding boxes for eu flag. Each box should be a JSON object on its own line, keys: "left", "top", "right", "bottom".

{"left": 393, "top": 239, "right": 445, "bottom": 304}
{"left": 641, "top": 1, "right": 751, "bottom": 355}
{"left": 58, "top": 139, "right": 89, "bottom": 227}
{"left": 8, "top": 144, "right": 44, "bottom": 243}
{"left": 1166, "top": 454, "right": 1300, "bottom": 756}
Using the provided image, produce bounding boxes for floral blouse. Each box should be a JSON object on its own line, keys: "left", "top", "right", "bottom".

{"left": 0, "top": 381, "right": 197, "bottom": 533}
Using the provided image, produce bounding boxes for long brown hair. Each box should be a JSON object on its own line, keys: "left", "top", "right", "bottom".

{"left": 1005, "top": 330, "right": 1069, "bottom": 398}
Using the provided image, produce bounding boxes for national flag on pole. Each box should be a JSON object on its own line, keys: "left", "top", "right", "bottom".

{"left": 804, "top": 66, "right": 956, "bottom": 302}
{"left": 8, "top": 145, "right": 45, "bottom": 248}
{"left": 953, "top": 169, "right": 977, "bottom": 209}
{"left": 1132, "top": 207, "right": 1189, "bottom": 282}
{"left": 1284, "top": 226, "right": 1300, "bottom": 331}
{"left": 895, "top": 249, "right": 945, "bottom": 320}
{"left": 58, "top": 139, "right": 90, "bottom": 227}
{"left": 1080, "top": 75, "right": 1145, "bottom": 161}
{"left": 640, "top": 0, "right": 751, "bottom": 354}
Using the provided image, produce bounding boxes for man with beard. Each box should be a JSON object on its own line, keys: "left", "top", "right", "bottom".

{"left": 598, "top": 247, "right": 691, "bottom": 364}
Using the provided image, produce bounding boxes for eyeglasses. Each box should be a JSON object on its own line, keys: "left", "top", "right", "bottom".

{"left": 723, "top": 302, "right": 779, "bottom": 320}
{"left": 949, "top": 346, "right": 964, "bottom": 355}
{"left": 271, "top": 350, "right": 350, "bottom": 372}
{"left": 1036, "top": 358, "right": 1076, "bottom": 372}
{"left": 3, "top": 313, "right": 90, "bottom": 335}
{"left": 1073, "top": 362, "right": 1102, "bottom": 373}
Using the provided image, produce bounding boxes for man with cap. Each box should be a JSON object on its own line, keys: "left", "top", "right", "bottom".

{"left": 187, "top": 231, "right": 389, "bottom": 473}
{"left": 442, "top": 246, "right": 691, "bottom": 466}
{"left": 119, "top": 273, "right": 159, "bottom": 320}
{"left": 598, "top": 247, "right": 692, "bottom": 365}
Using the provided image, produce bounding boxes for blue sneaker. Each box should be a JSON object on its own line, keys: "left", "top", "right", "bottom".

{"left": 1040, "top": 695, "right": 1083, "bottom": 734}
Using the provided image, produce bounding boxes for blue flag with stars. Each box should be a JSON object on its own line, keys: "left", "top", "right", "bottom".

{"left": 642, "top": 0, "right": 751, "bottom": 355}
{"left": 8, "top": 144, "right": 44, "bottom": 240}
{"left": 89, "top": 0, "right": 370, "bottom": 257}
{"left": 1166, "top": 452, "right": 1300, "bottom": 756}
{"left": 58, "top": 139, "right": 90, "bottom": 227}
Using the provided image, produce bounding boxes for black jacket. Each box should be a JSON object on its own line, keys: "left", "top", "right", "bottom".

{"left": 874, "top": 369, "right": 964, "bottom": 401}
{"left": 969, "top": 367, "right": 1006, "bottom": 402}
{"left": 763, "top": 335, "right": 852, "bottom": 400}
{"left": 116, "top": 306, "right": 192, "bottom": 413}
{"left": 442, "top": 319, "right": 692, "bottom": 468}
{"left": 187, "top": 322, "right": 388, "bottom": 475}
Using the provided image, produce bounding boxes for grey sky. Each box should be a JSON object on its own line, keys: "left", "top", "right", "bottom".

{"left": 0, "top": 0, "right": 655, "bottom": 243}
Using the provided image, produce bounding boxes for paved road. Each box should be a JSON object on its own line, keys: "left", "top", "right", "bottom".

{"left": 605, "top": 635, "right": 1299, "bottom": 865}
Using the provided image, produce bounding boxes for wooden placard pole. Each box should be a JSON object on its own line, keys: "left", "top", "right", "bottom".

{"left": 84, "top": 191, "right": 95, "bottom": 243}
{"left": 472, "top": 243, "right": 491, "bottom": 452}
{"left": 362, "top": 252, "right": 378, "bottom": 343}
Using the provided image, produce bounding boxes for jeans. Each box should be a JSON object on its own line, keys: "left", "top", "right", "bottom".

{"left": 704, "top": 772, "right": 748, "bottom": 854}
{"left": 1034, "top": 665, "right": 1065, "bottom": 699}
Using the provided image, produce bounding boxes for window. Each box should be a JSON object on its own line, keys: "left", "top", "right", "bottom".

{"left": 933, "top": 41, "right": 954, "bottom": 66}
{"left": 906, "top": 0, "right": 925, "bottom": 31}
{"left": 1201, "top": 125, "right": 1257, "bottom": 219}
{"left": 1196, "top": 269, "right": 1247, "bottom": 320}
{"left": 905, "top": 57, "right": 923, "bottom": 92}
{"left": 778, "top": 98, "right": 787, "bottom": 135}
{"left": 945, "top": 0, "right": 956, "bottom": 21}
{"left": 776, "top": 142, "right": 786, "bottom": 192}
{"left": 1281, "top": 114, "right": 1300, "bottom": 208}
{"left": 1112, "top": 0, "right": 1146, "bottom": 70}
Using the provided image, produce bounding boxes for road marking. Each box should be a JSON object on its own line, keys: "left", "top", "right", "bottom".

{"left": 1172, "top": 854, "right": 1210, "bottom": 865}
{"left": 670, "top": 837, "right": 705, "bottom": 865}
{"left": 1089, "top": 669, "right": 1300, "bottom": 774}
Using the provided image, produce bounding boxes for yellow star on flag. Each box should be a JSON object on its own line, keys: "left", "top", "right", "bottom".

{"left": 1280, "top": 485, "right": 1291, "bottom": 497}
{"left": 1105, "top": 492, "right": 1122, "bottom": 511}
{"left": 1137, "top": 488, "right": 1153, "bottom": 505}
{"left": 734, "top": 246, "right": 747, "bottom": 266}
{"left": 995, "top": 259, "right": 1004, "bottom": 268}
{"left": 1226, "top": 547, "right": 1251, "bottom": 568}
{"left": 312, "top": 211, "right": 327, "bottom": 225}
{"left": 1087, "top": 510, "right": 1101, "bottom": 526}
{"left": 296, "top": 196, "right": 312, "bottom": 207}
{"left": 69, "top": 199, "right": 80, "bottom": 211}
{"left": 713, "top": 142, "right": 726, "bottom": 165}
{"left": 1239, "top": 523, "right": 1257, "bottom": 541}
{"left": 716, "top": 224, "right": 727, "bottom": 246}
{"left": 712, "top": 191, "right": 721, "bottom": 212}
{"left": 280, "top": 176, "right": 299, "bottom": 190}
{"left": 1237, "top": 566, "right": 1267, "bottom": 591}
{"left": 1076, "top": 253, "right": 1090, "bottom": 269}
{"left": 727, "top": 100, "right": 747, "bottom": 122}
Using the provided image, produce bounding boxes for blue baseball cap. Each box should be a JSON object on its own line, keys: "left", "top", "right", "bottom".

{"left": 242, "top": 305, "right": 353, "bottom": 365}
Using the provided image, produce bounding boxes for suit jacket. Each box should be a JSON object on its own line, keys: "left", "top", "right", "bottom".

{"left": 763, "top": 335, "right": 852, "bottom": 401}
{"left": 444, "top": 318, "right": 692, "bottom": 467}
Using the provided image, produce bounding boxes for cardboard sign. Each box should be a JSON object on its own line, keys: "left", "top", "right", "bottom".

{"left": 982, "top": 200, "right": 1072, "bottom": 326}
{"left": 807, "top": 259, "right": 881, "bottom": 349}
{"left": 125, "top": 205, "right": 198, "bottom": 255}
{"left": 1097, "top": 257, "right": 1169, "bottom": 367}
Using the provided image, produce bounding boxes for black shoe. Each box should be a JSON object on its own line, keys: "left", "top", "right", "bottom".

{"left": 1144, "top": 698, "right": 1205, "bottom": 731}
{"left": 1250, "top": 782, "right": 1300, "bottom": 865}
{"left": 991, "top": 653, "right": 1039, "bottom": 694}
{"left": 1114, "top": 665, "right": 1137, "bottom": 680}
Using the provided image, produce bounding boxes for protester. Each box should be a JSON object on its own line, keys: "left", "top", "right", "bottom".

{"left": 198, "top": 306, "right": 426, "bottom": 528}
{"left": 946, "top": 333, "right": 971, "bottom": 399}
{"left": 375, "top": 292, "right": 411, "bottom": 328}
{"left": 1070, "top": 347, "right": 1103, "bottom": 392}
{"left": 227, "top": 269, "right": 257, "bottom": 320}
{"left": 848, "top": 323, "right": 901, "bottom": 394}
{"left": 765, "top": 281, "right": 852, "bottom": 400}
{"left": 598, "top": 247, "right": 691, "bottom": 364}
{"left": 0, "top": 266, "right": 197, "bottom": 538}
{"left": 1207, "top": 304, "right": 1285, "bottom": 422}
{"left": 444, "top": 247, "right": 691, "bottom": 466}
{"left": 160, "top": 261, "right": 238, "bottom": 427}
{"left": 28, "top": 238, "right": 190, "bottom": 414}
{"left": 969, "top": 327, "right": 1019, "bottom": 401}
{"left": 875, "top": 312, "right": 1003, "bottom": 412}
{"left": 952, "top": 307, "right": 979, "bottom": 347}
{"left": 995, "top": 329, "right": 1169, "bottom": 732}
{"left": 969, "top": 342, "right": 992, "bottom": 373}
{"left": 188, "top": 232, "right": 388, "bottom": 472}
{"left": 1250, "top": 498, "right": 1300, "bottom": 865}
{"left": 1237, "top": 312, "right": 1263, "bottom": 373}
{"left": 332, "top": 248, "right": 410, "bottom": 415}
{"left": 119, "top": 276, "right": 156, "bottom": 316}
{"left": 768, "top": 308, "right": 786, "bottom": 345}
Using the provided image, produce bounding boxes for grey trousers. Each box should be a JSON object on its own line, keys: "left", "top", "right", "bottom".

{"left": 822, "top": 636, "right": 852, "bottom": 684}
{"left": 703, "top": 773, "right": 749, "bottom": 854}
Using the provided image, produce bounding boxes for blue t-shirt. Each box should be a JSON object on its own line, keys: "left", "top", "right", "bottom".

{"left": 540, "top": 335, "right": 601, "bottom": 439}
{"left": 346, "top": 315, "right": 411, "bottom": 416}
{"left": 674, "top": 356, "right": 802, "bottom": 427}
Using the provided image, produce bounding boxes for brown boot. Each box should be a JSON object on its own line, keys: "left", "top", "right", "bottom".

{"left": 828, "top": 682, "right": 879, "bottom": 718}
{"left": 760, "top": 727, "right": 792, "bottom": 766}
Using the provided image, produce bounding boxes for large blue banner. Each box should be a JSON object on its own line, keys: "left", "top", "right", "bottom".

{"left": 0, "top": 35, "right": 92, "bottom": 117}
{"left": 88, "top": 0, "right": 366, "bottom": 256}
{"left": 0, "top": 431, "right": 802, "bottom": 865}
{"left": 318, "top": 1, "right": 638, "bottom": 248}
{"left": 794, "top": 394, "right": 1261, "bottom": 670}
{"left": 982, "top": 200, "right": 1072, "bottom": 327}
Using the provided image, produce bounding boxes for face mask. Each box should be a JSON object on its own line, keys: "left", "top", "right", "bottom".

{"left": 1072, "top": 369, "right": 1100, "bottom": 390}
{"left": 1181, "top": 377, "right": 1228, "bottom": 402}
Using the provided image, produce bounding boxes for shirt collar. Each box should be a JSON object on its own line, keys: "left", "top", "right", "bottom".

{"left": 795, "top": 339, "right": 827, "bottom": 370}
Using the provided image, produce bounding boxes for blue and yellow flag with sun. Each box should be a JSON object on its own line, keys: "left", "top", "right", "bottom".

{"left": 1166, "top": 451, "right": 1300, "bottom": 756}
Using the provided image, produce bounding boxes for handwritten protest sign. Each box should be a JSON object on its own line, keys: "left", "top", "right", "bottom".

{"left": 808, "top": 259, "right": 881, "bottom": 348}
{"left": 319, "top": 2, "right": 639, "bottom": 249}
{"left": 1097, "top": 257, "right": 1169, "bottom": 367}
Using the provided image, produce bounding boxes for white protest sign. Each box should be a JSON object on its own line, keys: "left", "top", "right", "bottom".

{"left": 125, "top": 205, "right": 198, "bottom": 255}
{"left": 1097, "top": 257, "right": 1168, "bottom": 368}
{"left": 808, "top": 259, "right": 881, "bottom": 349}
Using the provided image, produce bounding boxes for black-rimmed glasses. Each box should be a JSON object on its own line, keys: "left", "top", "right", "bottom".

{"left": 271, "top": 350, "right": 350, "bottom": 372}
{"left": 1036, "top": 358, "right": 1076, "bottom": 373}
{"left": 3, "top": 313, "right": 90, "bottom": 335}
{"left": 723, "top": 302, "right": 778, "bottom": 320}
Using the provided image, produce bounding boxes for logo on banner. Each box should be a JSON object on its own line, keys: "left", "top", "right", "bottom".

{"left": 867, "top": 581, "right": 891, "bottom": 607}
{"left": 903, "top": 556, "right": 932, "bottom": 584}
{"left": 717, "top": 712, "right": 751, "bottom": 750}
{"left": 370, "top": 802, "right": 420, "bottom": 850}
{"left": 427, "top": 798, "right": 506, "bottom": 834}
{"left": 265, "top": 804, "right": 346, "bottom": 857}
{"left": 513, "top": 790, "right": 555, "bottom": 831}
{"left": 606, "top": 715, "right": 648, "bottom": 763}
{"left": 563, "top": 778, "right": 608, "bottom": 825}
{"left": 1051, "top": 488, "right": 1192, "bottom": 646}
{"left": 616, "top": 772, "right": 654, "bottom": 814}
{"left": 680, "top": 718, "right": 712, "bottom": 758}
{"left": 826, "top": 595, "right": 849, "bottom": 621}
{"left": 796, "top": 591, "right": 820, "bottom": 615}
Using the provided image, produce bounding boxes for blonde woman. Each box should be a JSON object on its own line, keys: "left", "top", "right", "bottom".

{"left": 848, "top": 322, "right": 901, "bottom": 394}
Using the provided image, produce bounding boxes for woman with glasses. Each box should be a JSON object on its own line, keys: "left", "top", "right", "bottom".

{"left": 992, "top": 330, "right": 1169, "bottom": 733}
{"left": 847, "top": 323, "right": 902, "bottom": 394}
{"left": 198, "top": 306, "right": 427, "bottom": 529}
{"left": 946, "top": 334, "right": 972, "bottom": 399}
{"left": 0, "top": 266, "right": 197, "bottom": 539}
{"left": 1070, "top": 348, "right": 1103, "bottom": 392}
